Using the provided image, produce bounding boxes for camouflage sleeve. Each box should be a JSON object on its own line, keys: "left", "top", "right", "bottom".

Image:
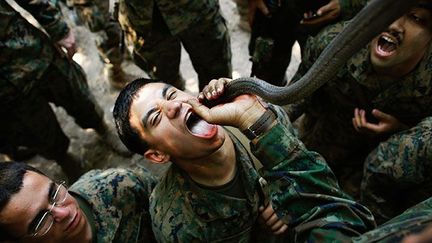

{"left": 353, "top": 197, "right": 432, "bottom": 242}
{"left": 339, "top": 0, "right": 368, "bottom": 20}
{"left": 251, "top": 117, "right": 376, "bottom": 241}
{"left": 14, "top": 0, "right": 69, "bottom": 41}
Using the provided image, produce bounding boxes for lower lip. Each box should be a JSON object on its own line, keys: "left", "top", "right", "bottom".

{"left": 374, "top": 41, "right": 396, "bottom": 58}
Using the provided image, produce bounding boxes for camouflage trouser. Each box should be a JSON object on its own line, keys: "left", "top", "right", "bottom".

{"left": 249, "top": 0, "right": 331, "bottom": 86}
{"left": 0, "top": 54, "right": 104, "bottom": 160}
{"left": 360, "top": 116, "right": 432, "bottom": 224}
{"left": 73, "top": 0, "right": 123, "bottom": 65}
{"left": 131, "top": 8, "right": 232, "bottom": 91}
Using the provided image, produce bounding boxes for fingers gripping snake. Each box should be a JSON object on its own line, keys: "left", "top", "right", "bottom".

{"left": 203, "top": 0, "right": 419, "bottom": 107}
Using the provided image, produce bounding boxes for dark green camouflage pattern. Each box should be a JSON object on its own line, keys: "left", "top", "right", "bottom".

{"left": 117, "top": 0, "right": 219, "bottom": 36}
{"left": 353, "top": 197, "right": 432, "bottom": 242}
{"left": 116, "top": 0, "right": 231, "bottom": 90}
{"left": 0, "top": 0, "right": 104, "bottom": 159}
{"left": 70, "top": 167, "right": 157, "bottom": 243}
{"left": 150, "top": 105, "right": 375, "bottom": 242}
{"left": 361, "top": 116, "right": 432, "bottom": 223}
{"left": 0, "top": 0, "right": 69, "bottom": 94}
{"left": 291, "top": 20, "right": 432, "bottom": 222}
{"left": 150, "top": 132, "right": 268, "bottom": 242}
{"left": 248, "top": 0, "right": 368, "bottom": 86}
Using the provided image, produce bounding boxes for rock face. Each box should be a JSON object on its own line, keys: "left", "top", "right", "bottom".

{"left": 1, "top": 0, "right": 300, "bottom": 180}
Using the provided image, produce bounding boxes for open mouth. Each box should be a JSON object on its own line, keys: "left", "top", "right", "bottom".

{"left": 376, "top": 34, "right": 399, "bottom": 55}
{"left": 185, "top": 112, "right": 217, "bottom": 138}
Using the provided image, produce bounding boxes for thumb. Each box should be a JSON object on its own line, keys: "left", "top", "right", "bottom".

{"left": 187, "top": 99, "right": 211, "bottom": 121}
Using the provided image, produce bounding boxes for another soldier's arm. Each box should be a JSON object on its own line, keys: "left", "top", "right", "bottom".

{"left": 15, "top": 0, "right": 70, "bottom": 41}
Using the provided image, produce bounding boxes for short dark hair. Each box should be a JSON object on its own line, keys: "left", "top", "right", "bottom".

{"left": 0, "top": 161, "right": 44, "bottom": 241}
{"left": 113, "top": 78, "right": 158, "bottom": 155}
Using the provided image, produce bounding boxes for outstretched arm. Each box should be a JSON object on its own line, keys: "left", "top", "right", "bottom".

{"left": 190, "top": 78, "right": 376, "bottom": 241}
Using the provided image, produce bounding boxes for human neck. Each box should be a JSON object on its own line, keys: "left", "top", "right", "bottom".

{"left": 177, "top": 135, "right": 237, "bottom": 187}
{"left": 63, "top": 230, "right": 92, "bottom": 243}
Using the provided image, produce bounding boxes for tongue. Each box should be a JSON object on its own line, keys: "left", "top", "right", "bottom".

{"left": 189, "top": 119, "right": 213, "bottom": 136}
{"left": 380, "top": 42, "right": 396, "bottom": 52}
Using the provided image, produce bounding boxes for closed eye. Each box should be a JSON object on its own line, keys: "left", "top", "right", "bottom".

{"left": 409, "top": 13, "right": 423, "bottom": 23}
{"left": 167, "top": 90, "right": 177, "bottom": 100}
{"left": 151, "top": 111, "right": 161, "bottom": 126}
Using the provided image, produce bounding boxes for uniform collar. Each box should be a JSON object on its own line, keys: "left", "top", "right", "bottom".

{"left": 173, "top": 131, "right": 261, "bottom": 222}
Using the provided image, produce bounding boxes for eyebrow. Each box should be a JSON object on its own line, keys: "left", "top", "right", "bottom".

{"left": 27, "top": 182, "right": 55, "bottom": 233}
{"left": 141, "top": 84, "right": 171, "bottom": 129}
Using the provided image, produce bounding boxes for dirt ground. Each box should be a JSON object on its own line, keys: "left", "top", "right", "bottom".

{"left": 2, "top": 0, "right": 300, "bottom": 181}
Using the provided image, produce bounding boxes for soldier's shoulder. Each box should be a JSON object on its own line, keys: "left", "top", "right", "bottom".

{"left": 305, "top": 21, "right": 350, "bottom": 56}
{"left": 71, "top": 167, "right": 156, "bottom": 206}
{"left": 151, "top": 165, "right": 184, "bottom": 207}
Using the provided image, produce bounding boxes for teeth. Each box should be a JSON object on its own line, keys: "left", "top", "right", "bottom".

{"left": 382, "top": 36, "right": 395, "bottom": 44}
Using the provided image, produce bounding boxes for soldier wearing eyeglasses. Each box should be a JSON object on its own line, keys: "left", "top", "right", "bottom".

{"left": 0, "top": 161, "right": 157, "bottom": 242}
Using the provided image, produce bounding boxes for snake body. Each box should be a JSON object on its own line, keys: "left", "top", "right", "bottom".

{"left": 204, "top": 0, "right": 419, "bottom": 107}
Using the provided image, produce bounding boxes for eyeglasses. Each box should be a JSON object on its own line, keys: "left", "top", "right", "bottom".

{"left": 27, "top": 181, "right": 69, "bottom": 238}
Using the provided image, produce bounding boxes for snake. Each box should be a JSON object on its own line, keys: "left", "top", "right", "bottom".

{"left": 203, "top": 0, "right": 419, "bottom": 107}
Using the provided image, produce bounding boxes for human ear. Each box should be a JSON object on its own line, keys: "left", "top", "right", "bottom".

{"left": 144, "top": 149, "right": 170, "bottom": 164}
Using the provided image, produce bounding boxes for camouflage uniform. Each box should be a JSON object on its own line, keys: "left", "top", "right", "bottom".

{"left": 116, "top": 0, "right": 232, "bottom": 90}
{"left": 70, "top": 167, "right": 157, "bottom": 242}
{"left": 150, "top": 106, "right": 376, "bottom": 242}
{"left": 354, "top": 197, "right": 432, "bottom": 242}
{"left": 71, "top": 0, "right": 123, "bottom": 68}
{"left": 361, "top": 116, "right": 432, "bottom": 224}
{"left": 289, "top": 21, "right": 432, "bottom": 223}
{"left": 0, "top": 0, "right": 104, "bottom": 160}
{"left": 249, "top": 0, "right": 367, "bottom": 86}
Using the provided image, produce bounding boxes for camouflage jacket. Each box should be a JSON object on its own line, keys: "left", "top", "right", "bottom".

{"left": 289, "top": 21, "right": 432, "bottom": 162}
{"left": 69, "top": 167, "right": 157, "bottom": 243}
{"left": 150, "top": 106, "right": 376, "bottom": 242}
{"left": 353, "top": 197, "right": 432, "bottom": 242}
{"left": 0, "top": 0, "right": 69, "bottom": 102}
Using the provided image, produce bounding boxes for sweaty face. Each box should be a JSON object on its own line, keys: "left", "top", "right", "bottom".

{"left": 0, "top": 171, "right": 91, "bottom": 243}
{"left": 370, "top": 6, "right": 432, "bottom": 77}
{"left": 129, "top": 83, "right": 226, "bottom": 161}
